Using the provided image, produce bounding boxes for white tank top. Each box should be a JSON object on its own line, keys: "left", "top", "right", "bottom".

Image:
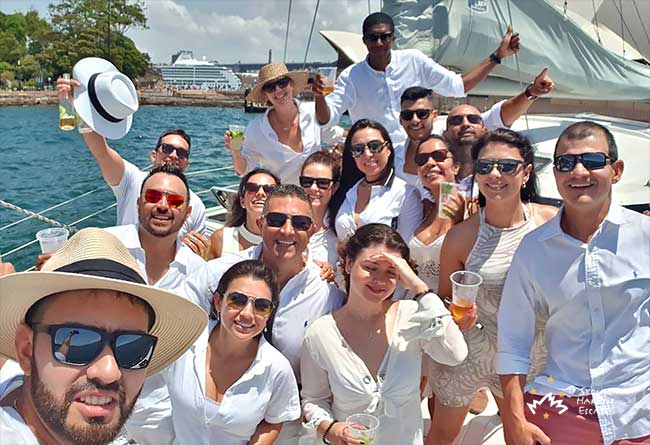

{"left": 409, "top": 234, "right": 446, "bottom": 292}
{"left": 221, "top": 226, "right": 240, "bottom": 256}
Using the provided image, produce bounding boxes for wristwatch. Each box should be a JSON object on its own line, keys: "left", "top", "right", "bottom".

{"left": 489, "top": 52, "right": 502, "bottom": 64}
{"left": 524, "top": 84, "right": 538, "bottom": 101}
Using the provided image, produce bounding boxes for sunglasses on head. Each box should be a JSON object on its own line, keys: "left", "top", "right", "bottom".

{"left": 244, "top": 182, "right": 276, "bottom": 194}
{"left": 225, "top": 291, "right": 275, "bottom": 317}
{"left": 299, "top": 176, "right": 335, "bottom": 190}
{"left": 475, "top": 158, "right": 523, "bottom": 175}
{"left": 414, "top": 149, "right": 450, "bottom": 166}
{"left": 159, "top": 143, "right": 189, "bottom": 160}
{"left": 264, "top": 212, "right": 313, "bottom": 231}
{"left": 262, "top": 77, "right": 291, "bottom": 94}
{"left": 400, "top": 109, "right": 433, "bottom": 121}
{"left": 31, "top": 323, "right": 157, "bottom": 370}
{"left": 554, "top": 152, "right": 610, "bottom": 173}
{"left": 350, "top": 139, "right": 387, "bottom": 158}
{"left": 448, "top": 114, "right": 482, "bottom": 126}
{"left": 366, "top": 32, "right": 394, "bottom": 43}
{"left": 143, "top": 189, "right": 185, "bottom": 209}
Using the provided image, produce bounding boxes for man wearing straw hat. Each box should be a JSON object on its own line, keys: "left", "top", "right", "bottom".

{"left": 0, "top": 228, "right": 207, "bottom": 445}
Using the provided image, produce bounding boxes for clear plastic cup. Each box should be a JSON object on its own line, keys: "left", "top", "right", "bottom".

{"left": 346, "top": 413, "right": 379, "bottom": 445}
{"left": 317, "top": 67, "right": 337, "bottom": 95}
{"left": 438, "top": 181, "right": 460, "bottom": 219}
{"left": 229, "top": 124, "right": 245, "bottom": 151}
{"left": 36, "top": 228, "right": 70, "bottom": 253}
{"left": 450, "top": 270, "right": 482, "bottom": 321}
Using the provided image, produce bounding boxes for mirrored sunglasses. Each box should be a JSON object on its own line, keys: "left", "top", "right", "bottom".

{"left": 400, "top": 109, "right": 432, "bottom": 121}
{"left": 264, "top": 212, "right": 313, "bottom": 231}
{"left": 299, "top": 176, "right": 335, "bottom": 190}
{"left": 366, "top": 32, "right": 394, "bottom": 43}
{"left": 350, "top": 139, "right": 387, "bottom": 158}
{"left": 475, "top": 158, "right": 523, "bottom": 175}
{"left": 448, "top": 114, "right": 482, "bottom": 126}
{"left": 244, "top": 182, "right": 276, "bottom": 194}
{"left": 143, "top": 189, "right": 185, "bottom": 209}
{"left": 159, "top": 143, "right": 189, "bottom": 159}
{"left": 225, "top": 291, "right": 275, "bottom": 317}
{"left": 414, "top": 149, "right": 450, "bottom": 166}
{"left": 31, "top": 323, "right": 157, "bottom": 370}
{"left": 554, "top": 152, "right": 610, "bottom": 173}
{"left": 262, "top": 77, "right": 291, "bottom": 93}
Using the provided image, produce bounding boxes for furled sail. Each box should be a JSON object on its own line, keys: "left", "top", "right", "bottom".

{"left": 382, "top": 0, "right": 650, "bottom": 101}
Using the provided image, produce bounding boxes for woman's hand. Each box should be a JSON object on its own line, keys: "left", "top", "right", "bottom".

{"left": 441, "top": 193, "right": 466, "bottom": 224}
{"left": 450, "top": 303, "right": 479, "bottom": 331}
{"left": 314, "top": 259, "right": 336, "bottom": 283}
{"left": 224, "top": 131, "right": 233, "bottom": 151}
{"left": 56, "top": 77, "right": 80, "bottom": 99}
{"left": 325, "top": 422, "right": 364, "bottom": 445}
{"left": 182, "top": 231, "right": 211, "bottom": 259}
{"left": 371, "top": 251, "right": 428, "bottom": 294}
{"left": 34, "top": 253, "right": 54, "bottom": 271}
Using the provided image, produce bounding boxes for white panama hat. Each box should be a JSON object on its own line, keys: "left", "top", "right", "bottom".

{"left": 73, "top": 57, "right": 139, "bottom": 140}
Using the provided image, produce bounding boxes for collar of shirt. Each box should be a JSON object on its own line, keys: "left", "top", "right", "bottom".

{"left": 363, "top": 50, "right": 398, "bottom": 75}
{"left": 537, "top": 203, "right": 629, "bottom": 243}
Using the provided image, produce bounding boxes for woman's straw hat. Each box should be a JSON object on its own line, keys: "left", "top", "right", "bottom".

{"left": 246, "top": 63, "right": 309, "bottom": 103}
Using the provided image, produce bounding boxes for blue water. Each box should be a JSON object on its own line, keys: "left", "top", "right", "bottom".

{"left": 1, "top": 105, "right": 256, "bottom": 271}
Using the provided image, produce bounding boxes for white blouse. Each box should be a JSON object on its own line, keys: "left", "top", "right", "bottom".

{"left": 334, "top": 173, "right": 422, "bottom": 242}
{"left": 164, "top": 321, "right": 301, "bottom": 445}
{"left": 300, "top": 294, "right": 467, "bottom": 445}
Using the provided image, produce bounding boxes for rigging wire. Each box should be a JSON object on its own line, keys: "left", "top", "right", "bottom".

{"left": 632, "top": 0, "right": 650, "bottom": 48}
{"left": 368, "top": 0, "right": 372, "bottom": 14}
{"left": 609, "top": 0, "right": 643, "bottom": 58}
{"left": 619, "top": 0, "right": 625, "bottom": 56}
{"left": 505, "top": 0, "right": 531, "bottom": 139}
{"left": 302, "top": 0, "right": 321, "bottom": 69}
{"left": 591, "top": 0, "right": 603, "bottom": 45}
{"left": 283, "top": 0, "right": 293, "bottom": 63}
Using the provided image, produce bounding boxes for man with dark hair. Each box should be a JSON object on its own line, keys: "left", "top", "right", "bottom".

{"left": 497, "top": 121, "right": 650, "bottom": 445}
{"left": 0, "top": 228, "right": 206, "bottom": 445}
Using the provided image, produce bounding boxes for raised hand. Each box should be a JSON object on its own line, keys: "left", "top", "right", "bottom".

{"left": 370, "top": 251, "right": 428, "bottom": 294}
{"left": 529, "top": 67, "right": 555, "bottom": 97}
{"left": 55, "top": 77, "right": 80, "bottom": 99}
{"left": 496, "top": 25, "right": 520, "bottom": 59}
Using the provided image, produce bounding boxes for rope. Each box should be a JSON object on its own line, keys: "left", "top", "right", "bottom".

{"left": 302, "top": 0, "right": 321, "bottom": 69}
{"left": 591, "top": 0, "right": 603, "bottom": 45}
{"left": 0, "top": 199, "right": 78, "bottom": 233}
{"left": 283, "top": 0, "right": 293, "bottom": 63}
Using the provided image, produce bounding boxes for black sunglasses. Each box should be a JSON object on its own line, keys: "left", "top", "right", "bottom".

{"left": 448, "top": 114, "right": 482, "bottom": 126}
{"left": 350, "top": 139, "right": 387, "bottom": 158}
{"left": 554, "top": 152, "right": 611, "bottom": 173}
{"left": 400, "top": 109, "right": 433, "bottom": 121}
{"left": 299, "top": 176, "right": 335, "bottom": 190}
{"left": 366, "top": 32, "right": 394, "bottom": 43}
{"left": 159, "top": 143, "right": 189, "bottom": 160}
{"left": 475, "top": 158, "right": 523, "bottom": 175}
{"left": 225, "top": 291, "right": 275, "bottom": 317}
{"left": 244, "top": 182, "right": 276, "bottom": 194}
{"left": 262, "top": 77, "right": 291, "bottom": 93}
{"left": 414, "top": 149, "right": 450, "bottom": 166}
{"left": 264, "top": 212, "right": 313, "bottom": 231}
{"left": 32, "top": 323, "right": 157, "bottom": 370}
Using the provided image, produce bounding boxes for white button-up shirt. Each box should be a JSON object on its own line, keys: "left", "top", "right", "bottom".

{"left": 334, "top": 172, "right": 423, "bottom": 242}
{"left": 184, "top": 245, "right": 345, "bottom": 379}
{"left": 112, "top": 160, "right": 207, "bottom": 237}
{"left": 496, "top": 205, "right": 650, "bottom": 445}
{"left": 0, "top": 376, "right": 38, "bottom": 445}
{"left": 163, "top": 320, "right": 300, "bottom": 445}
{"left": 322, "top": 49, "right": 466, "bottom": 148}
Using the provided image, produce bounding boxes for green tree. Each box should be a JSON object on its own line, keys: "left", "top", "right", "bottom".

{"left": 16, "top": 54, "right": 41, "bottom": 81}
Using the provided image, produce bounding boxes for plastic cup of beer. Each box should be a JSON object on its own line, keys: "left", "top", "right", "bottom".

{"left": 36, "top": 228, "right": 70, "bottom": 254}
{"left": 346, "top": 413, "right": 379, "bottom": 445}
{"left": 317, "top": 67, "right": 336, "bottom": 95}
{"left": 438, "top": 181, "right": 459, "bottom": 219}
{"left": 450, "top": 270, "right": 482, "bottom": 321}
{"left": 229, "top": 124, "right": 245, "bottom": 151}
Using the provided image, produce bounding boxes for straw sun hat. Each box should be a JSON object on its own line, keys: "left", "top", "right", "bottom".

{"left": 246, "top": 63, "right": 309, "bottom": 103}
{"left": 0, "top": 228, "right": 207, "bottom": 375}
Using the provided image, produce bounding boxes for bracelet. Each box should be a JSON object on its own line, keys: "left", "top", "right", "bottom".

{"left": 489, "top": 52, "right": 502, "bottom": 64}
{"left": 322, "top": 420, "right": 338, "bottom": 444}
{"left": 524, "top": 84, "right": 538, "bottom": 101}
{"left": 412, "top": 289, "right": 436, "bottom": 301}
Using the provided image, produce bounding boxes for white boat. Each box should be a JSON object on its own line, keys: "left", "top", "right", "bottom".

{"left": 155, "top": 50, "right": 242, "bottom": 90}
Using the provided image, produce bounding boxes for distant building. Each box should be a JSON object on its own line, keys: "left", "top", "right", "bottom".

{"left": 155, "top": 50, "right": 242, "bottom": 90}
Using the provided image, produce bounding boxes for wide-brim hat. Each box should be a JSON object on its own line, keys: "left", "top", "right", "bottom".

{"left": 73, "top": 57, "right": 139, "bottom": 140}
{"left": 246, "top": 63, "right": 309, "bottom": 103}
{"left": 0, "top": 228, "right": 207, "bottom": 376}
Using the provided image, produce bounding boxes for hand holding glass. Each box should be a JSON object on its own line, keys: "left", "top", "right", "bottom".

{"left": 449, "top": 270, "right": 482, "bottom": 321}
{"left": 229, "top": 124, "right": 245, "bottom": 151}
{"left": 346, "top": 413, "right": 379, "bottom": 445}
{"left": 317, "top": 67, "right": 337, "bottom": 95}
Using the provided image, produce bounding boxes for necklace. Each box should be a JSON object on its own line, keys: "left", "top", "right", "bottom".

{"left": 238, "top": 224, "right": 262, "bottom": 245}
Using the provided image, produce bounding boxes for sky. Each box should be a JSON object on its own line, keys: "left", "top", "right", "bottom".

{"left": 1, "top": 0, "right": 382, "bottom": 64}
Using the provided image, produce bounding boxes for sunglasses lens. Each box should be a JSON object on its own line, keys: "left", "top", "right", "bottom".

{"left": 226, "top": 292, "right": 249, "bottom": 309}
{"left": 254, "top": 299, "right": 274, "bottom": 317}
{"left": 367, "top": 140, "right": 385, "bottom": 153}
{"left": 414, "top": 153, "right": 428, "bottom": 166}
{"left": 467, "top": 114, "right": 482, "bottom": 124}
{"left": 315, "top": 179, "right": 332, "bottom": 190}
{"left": 499, "top": 160, "right": 521, "bottom": 174}
{"left": 166, "top": 194, "right": 185, "bottom": 209}
{"left": 299, "top": 176, "right": 314, "bottom": 188}
{"left": 431, "top": 150, "right": 447, "bottom": 162}
{"left": 144, "top": 189, "right": 163, "bottom": 204}
{"left": 415, "top": 109, "right": 431, "bottom": 119}
{"left": 265, "top": 212, "right": 287, "bottom": 228}
{"left": 476, "top": 160, "right": 493, "bottom": 175}
{"left": 400, "top": 110, "right": 414, "bottom": 121}
{"left": 52, "top": 326, "right": 102, "bottom": 365}
{"left": 262, "top": 184, "right": 275, "bottom": 194}
{"left": 160, "top": 144, "right": 189, "bottom": 159}
{"left": 350, "top": 144, "right": 365, "bottom": 158}
{"left": 278, "top": 78, "right": 290, "bottom": 88}
{"left": 448, "top": 115, "right": 463, "bottom": 126}
{"left": 581, "top": 153, "right": 608, "bottom": 170}
{"left": 554, "top": 155, "right": 576, "bottom": 172}
{"left": 114, "top": 333, "right": 157, "bottom": 370}
{"left": 291, "top": 215, "right": 313, "bottom": 231}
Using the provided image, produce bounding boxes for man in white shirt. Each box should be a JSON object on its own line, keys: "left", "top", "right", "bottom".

{"left": 313, "top": 11, "right": 520, "bottom": 148}
{"left": 497, "top": 121, "right": 650, "bottom": 445}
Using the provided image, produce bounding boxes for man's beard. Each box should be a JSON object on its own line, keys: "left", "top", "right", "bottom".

{"left": 30, "top": 365, "right": 138, "bottom": 445}
{"left": 139, "top": 209, "right": 182, "bottom": 238}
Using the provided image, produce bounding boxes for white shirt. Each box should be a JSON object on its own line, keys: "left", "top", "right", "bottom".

{"left": 241, "top": 99, "right": 322, "bottom": 185}
{"left": 308, "top": 227, "right": 338, "bottom": 267}
{"left": 322, "top": 49, "right": 466, "bottom": 148}
{"left": 334, "top": 172, "right": 422, "bottom": 242}
{"left": 112, "top": 159, "right": 207, "bottom": 237}
{"left": 163, "top": 320, "right": 300, "bottom": 445}
{"left": 184, "top": 245, "right": 345, "bottom": 378}
{"left": 0, "top": 376, "right": 37, "bottom": 445}
{"left": 496, "top": 205, "right": 650, "bottom": 445}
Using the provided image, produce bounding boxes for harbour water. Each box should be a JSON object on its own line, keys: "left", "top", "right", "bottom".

{"left": 0, "top": 105, "right": 254, "bottom": 271}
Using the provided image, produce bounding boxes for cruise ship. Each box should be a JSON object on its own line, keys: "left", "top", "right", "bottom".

{"left": 155, "top": 50, "right": 242, "bottom": 90}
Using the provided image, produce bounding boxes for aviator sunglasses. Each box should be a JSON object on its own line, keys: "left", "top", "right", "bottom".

{"left": 31, "top": 323, "right": 157, "bottom": 370}
{"left": 554, "top": 152, "right": 611, "bottom": 173}
{"left": 143, "top": 189, "right": 186, "bottom": 209}
{"left": 414, "top": 149, "right": 450, "bottom": 166}
{"left": 447, "top": 114, "right": 482, "bottom": 126}
{"left": 299, "top": 176, "right": 335, "bottom": 190}
{"left": 244, "top": 182, "right": 276, "bottom": 194}
{"left": 158, "top": 143, "right": 189, "bottom": 160}
{"left": 400, "top": 109, "right": 433, "bottom": 121}
{"left": 264, "top": 212, "right": 313, "bottom": 231}
{"left": 365, "top": 32, "right": 394, "bottom": 43}
{"left": 350, "top": 139, "right": 388, "bottom": 158}
{"left": 475, "top": 158, "right": 523, "bottom": 175}
{"left": 262, "top": 77, "right": 291, "bottom": 93}
{"left": 225, "top": 291, "right": 275, "bottom": 317}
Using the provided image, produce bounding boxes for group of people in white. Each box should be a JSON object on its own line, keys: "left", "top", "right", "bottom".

{"left": 0, "top": 11, "right": 648, "bottom": 445}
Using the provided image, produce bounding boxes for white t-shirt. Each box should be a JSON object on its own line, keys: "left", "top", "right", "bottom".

{"left": 111, "top": 160, "right": 207, "bottom": 238}
{"left": 0, "top": 376, "right": 38, "bottom": 445}
{"left": 163, "top": 321, "right": 300, "bottom": 445}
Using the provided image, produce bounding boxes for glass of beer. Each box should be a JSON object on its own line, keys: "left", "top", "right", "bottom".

{"left": 317, "top": 67, "right": 336, "bottom": 95}
{"left": 449, "top": 270, "right": 482, "bottom": 321}
{"left": 438, "top": 181, "right": 459, "bottom": 219}
{"left": 346, "top": 413, "right": 379, "bottom": 445}
{"left": 229, "top": 124, "right": 245, "bottom": 151}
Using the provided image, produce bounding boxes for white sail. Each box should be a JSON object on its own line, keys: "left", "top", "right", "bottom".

{"left": 383, "top": 0, "right": 650, "bottom": 101}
